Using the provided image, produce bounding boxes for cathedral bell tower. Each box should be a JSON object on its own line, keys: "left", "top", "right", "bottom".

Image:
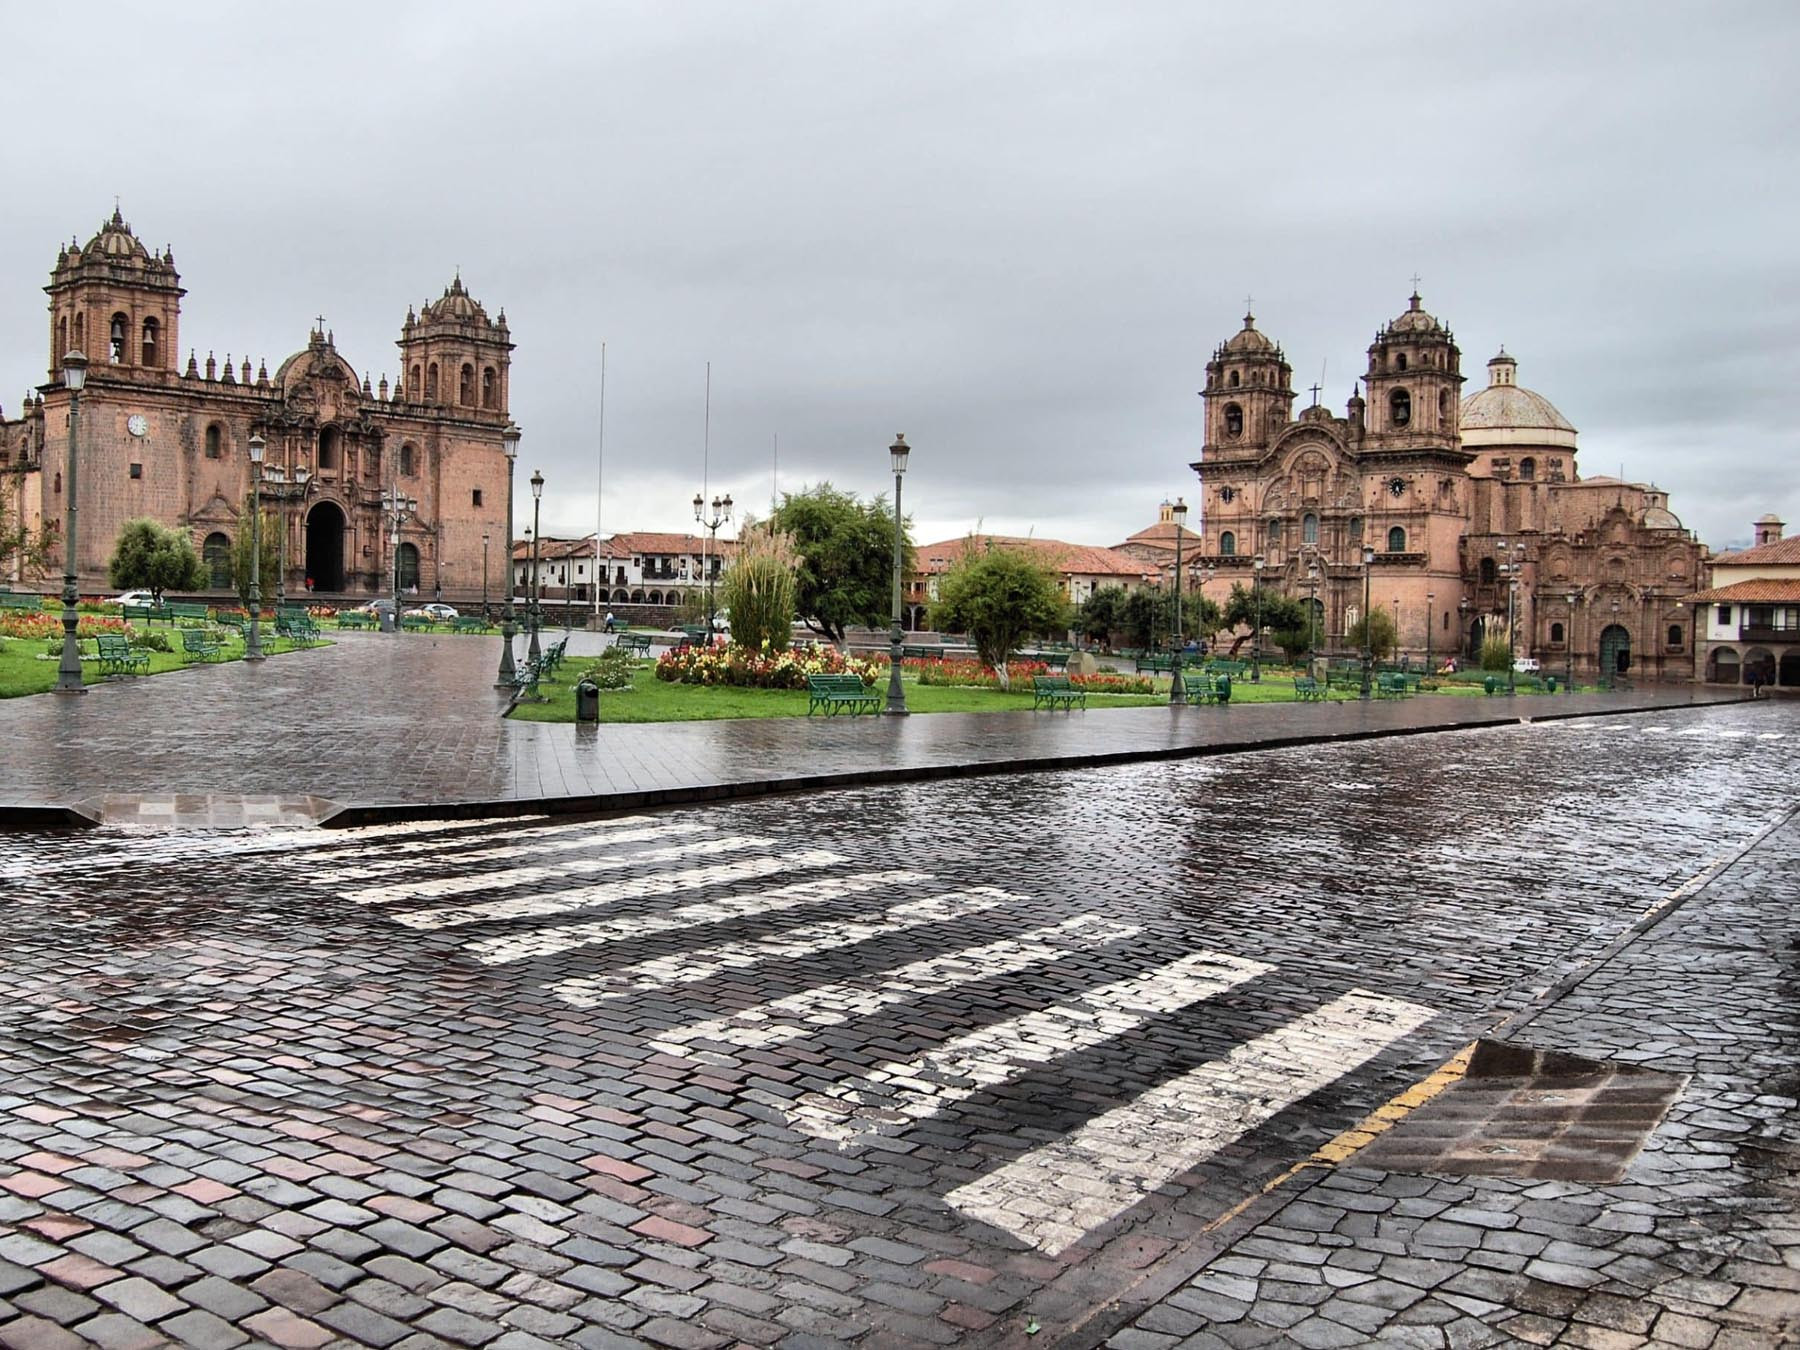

{"left": 1361, "top": 290, "right": 1464, "bottom": 452}
{"left": 395, "top": 275, "right": 513, "bottom": 416}
{"left": 1200, "top": 311, "right": 1295, "bottom": 456}
{"left": 45, "top": 208, "right": 184, "bottom": 383}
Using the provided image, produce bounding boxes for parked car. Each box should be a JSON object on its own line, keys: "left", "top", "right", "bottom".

{"left": 405, "top": 603, "right": 459, "bottom": 622}
{"left": 350, "top": 599, "right": 397, "bottom": 616}
{"left": 1513, "top": 657, "right": 1541, "bottom": 673}
{"left": 110, "top": 590, "right": 157, "bottom": 607}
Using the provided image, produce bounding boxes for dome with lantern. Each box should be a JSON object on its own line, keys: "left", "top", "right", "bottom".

{"left": 1459, "top": 349, "right": 1577, "bottom": 451}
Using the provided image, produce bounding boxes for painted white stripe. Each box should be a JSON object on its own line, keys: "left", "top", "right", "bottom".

{"left": 475, "top": 870, "right": 939, "bottom": 966}
{"left": 786, "top": 950, "right": 1273, "bottom": 1148}
{"left": 392, "top": 849, "right": 848, "bottom": 931}
{"left": 547, "top": 886, "right": 1021, "bottom": 998}
{"left": 343, "top": 834, "right": 774, "bottom": 905}
{"left": 945, "top": 989, "right": 1436, "bottom": 1255}
{"left": 321, "top": 821, "right": 699, "bottom": 889}
{"left": 308, "top": 815, "right": 663, "bottom": 880}
{"left": 650, "top": 915, "right": 1140, "bottom": 1061}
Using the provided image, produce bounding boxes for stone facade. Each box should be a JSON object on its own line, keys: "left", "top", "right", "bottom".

{"left": 1190, "top": 296, "right": 1707, "bottom": 682}
{"left": 1, "top": 209, "right": 516, "bottom": 603}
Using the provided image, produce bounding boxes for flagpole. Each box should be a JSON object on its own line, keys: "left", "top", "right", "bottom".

{"left": 593, "top": 341, "right": 605, "bottom": 629}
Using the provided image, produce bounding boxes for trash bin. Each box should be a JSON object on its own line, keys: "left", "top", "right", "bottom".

{"left": 379, "top": 611, "right": 395, "bottom": 633}
{"left": 1483, "top": 675, "right": 1499, "bottom": 695}
{"left": 575, "top": 679, "right": 600, "bottom": 723}
{"left": 1215, "top": 674, "right": 1231, "bottom": 704}
{"left": 1545, "top": 676, "right": 1557, "bottom": 693}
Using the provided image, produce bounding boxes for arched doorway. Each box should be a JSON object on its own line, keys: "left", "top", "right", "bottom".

{"left": 396, "top": 543, "right": 421, "bottom": 594}
{"left": 1743, "top": 647, "right": 1775, "bottom": 688}
{"left": 1779, "top": 651, "right": 1800, "bottom": 688}
{"left": 1708, "top": 648, "right": 1740, "bottom": 685}
{"left": 1598, "top": 624, "right": 1632, "bottom": 680}
{"left": 202, "top": 532, "right": 232, "bottom": 590}
{"left": 305, "top": 501, "right": 347, "bottom": 593}
{"left": 1467, "top": 617, "right": 1485, "bottom": 660}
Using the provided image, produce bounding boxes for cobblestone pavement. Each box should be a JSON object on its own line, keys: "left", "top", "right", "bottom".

{"left": 0, "top": 630, "right": 1747, "bottom": 829}
{"left": 0, "top": 703, "right": 1794, "bottom": 1347}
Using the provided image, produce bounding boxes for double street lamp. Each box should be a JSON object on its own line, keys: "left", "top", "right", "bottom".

{"left": 1250, "top": 554, "right": 1265, "bottom": 682}
{"left": 382, "top": 486, "right": 419, "bottom": 631}
{"left": 259, "top": 458, "right": 314, "bottom": 611}
{"left": 1306, "top": 559, "right": 1322, "bottom": 662}
{"left": 693, "top": 491, "right": 732, "bottom": 636}
{"left": 1425, "top": 590, "right": 1435, "bottom": 676}
{"left": 482, "top": 532, "right": 491, "bottom": 620}
{"left": 246, "top": 433, "right": 267, "bottom": 662}
{"left": 54, "top": 350, "right": 88, "bottom": 695}
{"left": 495, "top": 423, "right": 521, "bottom": 688}
{"left": 886, "top": 434, "right": 910, "bottom": 716}
{"left": 529, "top": 471, "right": 545, "bottom": 664}
{"left": 1359, "top": 543, "right": 1375, "bottom": 699}
{"left": 1565, "top": 589, "right": 1579, "bottom": 693}
{"left": 1169, "top": 497, "right": 1189, "bottom": 706}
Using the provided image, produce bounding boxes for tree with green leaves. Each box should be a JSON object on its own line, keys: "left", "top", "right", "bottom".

{"left": 928, "top": 540, "right": 1066, "bottom": 689}
{"left": 107, "top": 518, "right": 205, "bottom": 602}
{"left": 719, "top": 517, "right": 799, "bottom": 653}
{"left": 0, "top": 491, "right": 53, "bottom": 583}
{"left": 1078, "top": 585, "right": 1127, "bottom": 644}
{"left": 1117, "top": 587, "right": 1223, "bottom": 652}
{"left": 229, "top": 499, "right": 281, "bottom": 609}
{"left": 1220, "top": 582, "right": 1309, "bottom": 658}
{"left": 770, "top": 484, "right": 911, "bottom": 644}
{"left": 1347, "top": 606, "right": 1399, "bottom": 662}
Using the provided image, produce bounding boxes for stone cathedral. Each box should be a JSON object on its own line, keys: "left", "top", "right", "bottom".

{"left": 1, "top": 209, "right": 517, "bottom": 602}
{"left": 1190, "top": 293, "right": 1707, "bottom": 682}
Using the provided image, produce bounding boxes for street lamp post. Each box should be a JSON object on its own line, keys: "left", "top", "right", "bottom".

{"left": 258, "top": 459, "right": 313, "bottom": 613}
{"left": 54, "top": 351, "right": 88, "bottom": 695}
{"left": 1502, "top": 563, "right": 1519, "bottom": 695}
{"left": 1609, "top": 600, "right": 1621, "bottom": 689}
{"left": 246, "top": 433, "right": 266, "bottom": 662}
{"left": 885, "top": 435, "right": 910, "bottom": 715}
{"left": 1565, "top": 590, "right": 1578, "bottom": 693}
{"left": 381, "top": 487, "right": 419, "bottom": 632}
{"left": 1360, "top": 543, "right": 1375, "bottom": 699}
{"left": 495, "top": 424, "right": 521, "bottom": 688}
{"left": 1307, "top": 561, "right": 1321, "bottom": 663}
{"left": 693, "top": 491, "right": 733, "bottom": 636}
{"left": 482, "top": 532, "right": 491, "bottom": 621}
{"left": 1251, "top": 554, "right": 1265, "bottom": 681}
{"left": 1425, "top": 590, "right": 1434, "bottom": 675}
{"left": 528, "top": 471, "right": 545, "bottom": 664}
{"left": 1169, "top": 497, "right": 1188, "bottom": 706}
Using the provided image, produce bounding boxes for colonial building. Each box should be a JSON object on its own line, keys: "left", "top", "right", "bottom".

{"left": 912, "top": 534, "right": 1155, "bottom": 630}
{"left": 1, "top": 208, "right": 517, "bottom": 601}
{"left": 511, "top": 533, "right": 738, "bottom": 610}
{"left": 1113, "top": 500, "right": 1204, "bottom": 577}
{"left": 1689, "top": 515, "right": 1800, "bottom": 689}
{"left": 1190, "top": 295, "right": 1707, "bottom": 682}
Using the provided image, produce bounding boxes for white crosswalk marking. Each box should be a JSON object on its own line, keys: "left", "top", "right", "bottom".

{"left": 308, "top": 815, "right": 664, "bottom": 881}
{"left": 945, "top": 989, "right": 1436, "bottom": 1255}
{"left": 342, "top": 834, "right": 773, "bottom": 905}
{"left": 392, "top": 849, "right": 849, "bottom": 930}
{"left": 650, "top": 915, "right": 1140, "bottom": 1062}
{"left": 469, "top": 870, "right": 934, "bottom": 965}
{"left": 547, "top": 886, "right": 1021, "bottom": 998}
{"left": 785, "top": 950, "right": 1273, "bottom": 1148}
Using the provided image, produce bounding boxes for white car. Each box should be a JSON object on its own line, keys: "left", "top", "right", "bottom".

{"left": 110, "top": 590, "right": 157, "bottom": 607}
{"left": 1513, "top": 657, "right": 1541, "bottom": 673}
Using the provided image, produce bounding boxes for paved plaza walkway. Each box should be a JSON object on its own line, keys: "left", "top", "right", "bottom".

{"left": 0, "top": 632, "right": 1751, "bottom": 829}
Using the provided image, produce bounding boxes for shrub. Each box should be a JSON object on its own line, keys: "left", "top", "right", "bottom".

{"left": 1480, "top": 635, "right": 1513, "bottom": 671}
{"left": 719, "top": 520, "right": 799, "bottom": 654}
{"left": 578, "top": 647, "right": 638, "bottom": 691}
{"left": 655, "top": 641, "right": 880, "bottom": 689}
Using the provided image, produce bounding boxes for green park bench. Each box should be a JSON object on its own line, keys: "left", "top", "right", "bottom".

{"left": 336, "top": 611, "right": 375, "bottom": 629}
{"left": 400, "top": 614, "right": 436, "bottom": 631}
{"left": 1031, "top": 674, "right": 1085, "bottom": 711}
{"left": 1294, "top": 674, "right": 1325, "bottom": 701}
{"left": 1376, "top": 673, "right": 1413, "bottom": 698}
{"left": 121, "top": 602, "right": 161, "bottom": 625}
{"left": 806, "top": 673, "right": 879, "bottom": 716}
{"left": 452, "top": 616, "right": 489, "bottom": 634}
{"left": 94, "top": 632, "right": 151, "bottom": 675}
{"left": 1206, "top": 659, "right": 1250, "bottom": 678}
{"left": 277, "top": 614, "right": 322, "bottom": 645}
{"left": 214, "top": 613, "right": 246, "bottom": 634}
{"left": 0, "top": 592, "right": 45, "bottom": 612}
{"left": 614, "top": 632, "right": 652, "bottom": 655}
{"left": 901, "top": 644, "right": 944, "bottom": 660}
{"left": 176, "top": 629, "right": 222, "bottom": 662}
{"left": 1134, "top": 653, "right": 1175, "bottom": 674}
{"left": 1181, "top": 672, "right": 1226, "bottom": 704}
{"left": 679, "top": 624, "right": 713, "bottom": 647}
{"left": 542, "top": 637, "right": 568, "bottom": 671}
{"left": 167, "top": 602, "right": 210, "bottom": 623}
{"left": 1034, "top": 650, "right": 1071, "bottom": 670}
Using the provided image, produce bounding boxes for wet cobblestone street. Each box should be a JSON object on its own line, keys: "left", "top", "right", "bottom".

{"left": 0, "top": 702, "right": 1794, "bottom": 1347}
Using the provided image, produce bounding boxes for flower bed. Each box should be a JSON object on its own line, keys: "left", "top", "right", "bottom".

{"left": 1, "top": 612, "right": 135, "bottom": 642}
{"left": 656, "top": 641, "right": 881, "bottom": 689}
{"left": 905, "top": 656, "right": 1153, "bottom": 694}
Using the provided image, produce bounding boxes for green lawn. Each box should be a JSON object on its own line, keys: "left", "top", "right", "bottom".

{"left": 0, "top": 633, "right": 314, "bottom": 697}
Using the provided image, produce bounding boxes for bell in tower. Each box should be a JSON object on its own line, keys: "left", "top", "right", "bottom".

{"left": 1201, "top": 309, "right": 1295, "bottom": 455}
{"left": 1362, "top": 289, "right": 1464, "bottom": 449}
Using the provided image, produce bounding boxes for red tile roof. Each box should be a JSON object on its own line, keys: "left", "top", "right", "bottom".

{"left": 610, "top": 531, "right": 737, "bottom": 557}
{"left": 1686, "top": 578, "right": 1800, "bottom": 603}
{"left": 914, "top": 535, "right": 1153, "bottom": 579}
{"left": 1714, "top": 534, "right": 1800, "bottom": 565}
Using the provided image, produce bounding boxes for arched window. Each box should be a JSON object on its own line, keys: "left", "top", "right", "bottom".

{"left": 408, "top": 364, "right": 421, "bottom": 401}
{"left": 204, "top": 424, "right": 223, "bottom": 460}
{"left": 1219, "top": 531, "right": 1236, "bottom": 557}
{"left": 1228, "top": 371, "right": 1240, "bottom": 389}
{"left": 318, "top": 427, "right": 340, "bottom": 471}
{"left": 1223, "top": 403, "right": 1244, "bottom": 437}
{"left": 73, "top": 314, "right": 85, "bottom": 350}
{"left": 1349, "top": 516, "right": 1363, "bottom": 540}
{"left": 459, "top": 364, "right": 474, "bottom": 406}
{"left": 1389, "top": 388, "right": 1411, "bottom": 428}
{"left": 1480, "top": 557, "right": 1497, "bottom": 584}
{"left": 481, "top": 367, "right": 497, "bottom": 409}
{"left": 203, "top": 532, "right": 232, "bottom": 589}
{"left": 1387, "top": 526, "right": 1406, "bottom": 552}
{"left": 142, "top": 318, "right": 160, "bottom": 368}
{"left": 396, "top": 542, "right": 420, "bottom": 591}
{"left": 1302, "top": 513, "right": 1319, "bottom": 545}
{"left": 1267, "top": 518, "right": 1282, "bottom": 547}
{"left": 1438, "top": 390, "right": 1449, "bottom": 420}
{"left": 1395, "top": 352, "right": 1408, "bottom": 372}
{"left": 425, "top": 363, "right": 439, "bottom": 402}
{"left": 56, "top": 316, "right": 67, "bottom": 358}
{"left": 109, "top": 312, "right": 129, "bottom": 364}
{"left": 1668, "top": 624, "right": 1684, "bottom": 649}
{"left": 1551, "top": 621, "right": 1565, "bottom": 644}
{"left": 1519, "top": 457, "right": 1537, "bottom": 481}
{"left": 400, "top": 442, "right": 417, "bottom": 476}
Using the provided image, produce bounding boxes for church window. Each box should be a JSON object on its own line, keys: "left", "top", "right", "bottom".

{"left": 1716, "top": 604, "right": 1731, "bottom": 625}
{"left": 472, "top": 488, "right": 483, "bottom": 507}
{"left": 142, "top": 318, "right": 160, "bottom": 367}
{"left": 1519, "top": 457, "right": 1537, "bottom": 481}
{"left": 1302, "top": 513, "right": 1318, "bottom": 544}
{"left": 1668, "top": 624, "right": 1684, "bottom": 649}
{"left": 408, "top": 364, "right": 422, "bottom": 401}
{"left": 1266, "top": 518, "right": 1282, "bottom": 547}
{"left": 1219, "top": 530, "right": 1236, "bottom": 556}
{"left": 109, "top": 312, "right": 129, "bottom": 364}
{"left": 203, "top": 533, "right": 231, "bottom": 588}
{"left": 1387, "top": 526, "right": 1407, "bottom": 552}
{"left": 400, "top": 442, "right": 417, "bottom": 476}
{"left": 1349, "top": 516, "right": 1363, "bottom": 540}
{"left": 1480, "top": 557, "right": 1497, "bottom": 584}
{"left": 482, "top": 367, "right": 497, "bottom": 408}
{"left": 396, "top": 542, "right": 421, "bottom": 591}
{"left": 1551, "top": 621, "right": 1565, "bottom": 644}
{"left": 459, "top": 364, "right": 474, "bottom": 406}
{"left": 1438, "top": 389, "right": 1448, "bottom": 419}
{"left": 1395, "top": 352, "right": 1408, "bottom": 372}
{"left": 56, "top": 316, "right": 67, "bottom": 358}
{"left": 54, "top": 472, "right": 61, "bottom": 493}
{"left": 1224, "top": 403, "right": 1244, "bottom": 437}
{"left": 73, "top": 314, "right": 84, "bottom": 350}
{"left": 1228, "top": 371, "right": 1240, "bottom": 389}
{"left": 1389, "top": 388, "right": 1411, "bottom": 428}
{"left": 426, "top": 364, "right": 439, "bottom": 402}
{"left": 1219, "top": 485, "right": 1236, "bottom": 503}
{"left": 318, "top": 427, "right": 340, "bottom": 471}
{"left": 129, "top": 462, "right": 142, "bottom": 479}
{"left": 204, "top": 424, "right": 222, "bottom": 459}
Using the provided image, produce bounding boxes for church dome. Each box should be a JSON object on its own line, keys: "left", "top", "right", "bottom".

{"left": 1221, "top": 311, "right": 1278, "bottom": 356}
{"left": 1459, "top": 350, "right": 1577, "bottom": 451}
{"left": 1385, "top": 290, "right": 1446, "bottom": 336}
{"left": 422, "top": 275, "right": 489, "bottom": 325}
{"left": 82, "top": 207, "right": 151, "bottom": 262}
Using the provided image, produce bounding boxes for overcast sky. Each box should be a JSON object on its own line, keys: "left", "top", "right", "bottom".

{"left": 3, "top": 2, "right": 1794, "bottom": 552}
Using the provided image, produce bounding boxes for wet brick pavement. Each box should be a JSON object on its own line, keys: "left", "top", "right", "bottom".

{"left": 0, "top": 701, "right": 1795, "bottom": 1346}
{"left": 0, "top": 631, "right": 1746, "bottom": 828}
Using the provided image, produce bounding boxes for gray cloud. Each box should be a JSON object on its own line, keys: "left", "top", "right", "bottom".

{"left": 2, "top": 1, "right": 1794, "bottom": 553}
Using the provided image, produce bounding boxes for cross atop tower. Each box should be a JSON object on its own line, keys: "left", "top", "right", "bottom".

{"left": 314, "top": 315, "right": 328, "bottom": 337}
{"left": 1309, "top": 382, "right": 1322, "bottom": 406}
